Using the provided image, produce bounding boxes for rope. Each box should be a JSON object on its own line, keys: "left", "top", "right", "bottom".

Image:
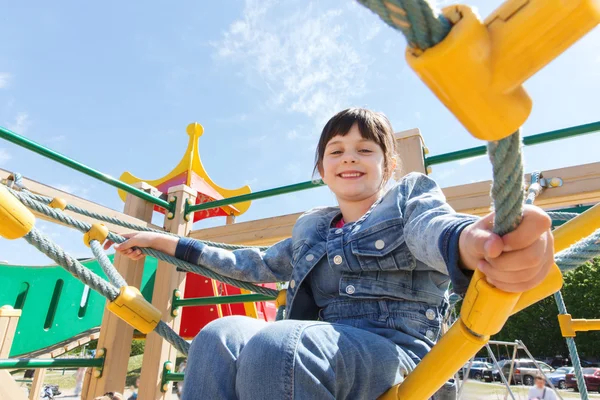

{"left": 90, "top": 240, "right": 128, "bottom": 288}
{"left": 554, "top": 292, "right": 589, "bottom": 399}
{"left": 554, "top": 228, "right": 600, "bottom": 272}
{"left": 548, "top": 211, "right": 580, "bottom": 222}
{"left": 2, "top": 177, "right": 266, "bottom": 251}
{"left": 8, "top": 187, "right": 278, "bottom": 297}
{"left": 156, "top": 321, "right": 190, "bottom": 355}
{"left": 356, "top": 0, "right": 451, "bottom": 50}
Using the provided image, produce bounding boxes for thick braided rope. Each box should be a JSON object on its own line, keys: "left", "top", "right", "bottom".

{"left": 23, "top": 227, "right": 190, "bottom": 355}
{"left": 90, "top": 240, "right": 128, "bottom": 288}
{"left": 554, "top": 228, "right": 600, "bottom": 272}
{"left": 548, "top": 211, "right": 580, "bottom": 222}
{"left": 8, "top": 187, "right": 278, "bottom": 296}
{"left": 554, "top": 292, "right": 589, "bottom": 399}
{"left": 5, "top": 181, "right": 266, "bottom": 251}
{"left": 356, "top": 0, "right": 451, "bottom": 50}
{"left": 24, "top": 227, "right": 119, "bottom": 300}
{"left": 155, "top": 320, "right": 190, "bottom": 355}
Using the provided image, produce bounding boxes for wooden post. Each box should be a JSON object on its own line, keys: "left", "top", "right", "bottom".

{"left": 0, "top": 306, "right": 28, "bottom": 400}
{"left": 226, "top": 214, "right": 236, "bottom": 225}
{"left": 394, "top": 128, "right": 426, "bottom": 179}
{"left": 83, "top": 182, "right": 159, "bottom": 399}
{"left": 28, "top": 369, "right": 46, "bottom": 400}
{"left": 138, "top": 184, "right": 196, "bottom": 399}
{"left": 0, "top": 305, "right": 21, "bottom": 358}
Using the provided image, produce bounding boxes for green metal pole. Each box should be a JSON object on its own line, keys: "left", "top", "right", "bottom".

{"left": 0, "top": 358, "right": 104, "bottom": 369}
{"left": 426, "top": 121, "right": 600, "bottom": 167}
{"left": 0, "top": 126, "right": 172, "bottom": 211}
{"left": 187, "top": 180, "right": 325, "bottom": 213}
{"left": 164, "top": 372, "right": 185, "bottom": 382}
{"left": 174, "top": 293, "right": 276, "bottom": 307}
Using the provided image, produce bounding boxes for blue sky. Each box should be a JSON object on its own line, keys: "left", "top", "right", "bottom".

{"left": 1, "top": 0, "right": 599, "bottom": 265}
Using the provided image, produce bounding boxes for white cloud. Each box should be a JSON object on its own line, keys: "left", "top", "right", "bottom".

{"left": 0, "top": 148, "right": 11, "bottom": 165}
{"left": 7, "top": 112, "right": 31, "bottom": 134}
{"left": 458, "top": 155, "right": 486, "bottom": 166}
{"left": 0, "top": 73, "right": 11, "bottom": 89}
{"left": 213, "top": 0, "right": 374, "bottom": 126}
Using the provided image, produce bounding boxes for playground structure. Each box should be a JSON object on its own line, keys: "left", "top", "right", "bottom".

{"left": 0, "top": 0, "right": 599, "bottom": 399}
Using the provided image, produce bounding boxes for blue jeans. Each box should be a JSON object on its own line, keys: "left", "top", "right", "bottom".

{"left": 181, "top": 311, "right": 456, "bottom": 399}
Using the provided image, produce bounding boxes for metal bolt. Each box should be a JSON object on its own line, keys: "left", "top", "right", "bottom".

{"left": 549, "top": 177, "right": 563, "bottom": 188}
{"left": 172, "top": 308, "right": 179, "bottom": 316}
{"left": 93, "top": 370, "right": 101, "bottom": 378}
{"left": 426, "top": 166, "right": 433, "bottom": 174}
{"left": 174, "top": 290, "right": 181, "bottom": 298}
{"left": 163, "top": 384, "right": 169, "bottom": 392}
{"left": 210, "top": 308, "right": 214, "bottom": 312}
{"left": 165, "top": 362, "right": 173, "bottom": 371}
{"left": 167, "top": 212, "right": 174, "bottom": 219}
{"left": 96, "top": 349, "right": 105, "bottom": 357}
{"left": 169, "top": 196, "right": 176, "bottom": 203}
{"left": 423, "top": 146, "right": 430, "bottom": 155}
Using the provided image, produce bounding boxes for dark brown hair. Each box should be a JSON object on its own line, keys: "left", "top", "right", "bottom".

{"left": 313, "top": 108, "right": 398, "bottom": 182}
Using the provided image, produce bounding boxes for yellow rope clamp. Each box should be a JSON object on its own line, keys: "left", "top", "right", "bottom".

{"left": 275, "top": 289, "right": 287, "bottom": 308}
{"left": 558, "top": 314, "right": 600, "bottom": 338}
{"left": 83, "top": 223, "right": 109, "bottom": 247}
{"left": 49, "top": 197, "right": 67, "bottom": 210}
{"left": 406, "top": 0, "right": 600, "bottom": 141}
{"left": 106, "top": 286, "right": 162, "bottom": 334}
{"left": 0, "top": 184, "right": 35, "bottom": 240}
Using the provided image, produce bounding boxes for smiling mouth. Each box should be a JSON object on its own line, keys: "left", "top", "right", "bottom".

{"left": 338, "top": 172, "right": 364, "bottom": 179}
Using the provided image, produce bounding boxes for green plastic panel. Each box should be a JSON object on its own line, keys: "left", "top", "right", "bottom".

{"left": 0, "top": 255, "right": 157, "bottom": 357}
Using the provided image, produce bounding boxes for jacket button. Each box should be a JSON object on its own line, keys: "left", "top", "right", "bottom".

{"left": 333, "top": 255, "right": 343, "bottom": 265}
{"left": 426, "top": 309, "right": 436, "bottom": 320}
{"left": 345, "top": 285, "right": 355, "bottom": 294}
{"left": 305, "top": 254, "right": 314, "bottom": 262}
{"left": 290, "top": 280, "right": 296, "bottom": 289}
{"left": 375, "top": 239, "right": 385, "bottom": 250}
{"left": 426, "top": 330, "right": 435, "bottom": 340}
{"left": 335, "top": 228, "right": 343, "bottom": 234}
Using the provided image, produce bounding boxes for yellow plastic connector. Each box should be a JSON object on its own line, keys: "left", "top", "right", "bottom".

{"left": 83, "top": 223, "right": 109, "bottom": 247}
{"left": 106, "top": 286, "right": 161, "bottom": 334}
{"left": 275, "top": 289, "right": 287, "bottom": 308}
{"left": 558, "top": 314, "right": 600, "bottom": 338}
{"left": 0, "top": 184, "right": 35, "bottom": 240}
{"left": 406, "top": 1, "right": 600, "bottom": 141}
{"left": 49, "top": 197, "right": 67, "bottom": 210}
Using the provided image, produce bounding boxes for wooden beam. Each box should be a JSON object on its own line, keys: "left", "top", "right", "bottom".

{"left": 189, "top": 162, "right": 600, "bottom": 246}
{"left": 0, "top": 371, "right": 28, "bottom": 400}
{"left": 0, "top": 168, "right": 165, "bottom": 234}
{"left": 394, "top": 128, "right": 426, "bottom": 178}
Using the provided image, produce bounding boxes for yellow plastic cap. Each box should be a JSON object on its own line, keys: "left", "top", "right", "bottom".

{"left": 558, "top": 314, "right": 576, "bottom": 338}
{"left": 275, "top": 289, "right": 287, "bottom": 308}
{"left": 406, "top": 5, "right": 531, "bottom": 142}
{"left": 107, "top": 286, "right": 161, "bottom": 334}
{"left": 49, "top": 197, "right": 67, "bottom": 210}
{"left": 0, "top": 185, "right": 35, "bottom": 240}
{"left": 83, "top": 223, "right": 109, "bottom": 247}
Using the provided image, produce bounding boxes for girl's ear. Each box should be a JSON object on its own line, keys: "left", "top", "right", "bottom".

{"left": 317, "top": 164, "right": 326, "bottom": 183}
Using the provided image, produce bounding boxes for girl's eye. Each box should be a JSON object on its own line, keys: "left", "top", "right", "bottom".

{"left": 330, "top": 150, "right": 342, "bottom": 155}
{"left": 359, "top": 149, "right": 373, "bottom": 153}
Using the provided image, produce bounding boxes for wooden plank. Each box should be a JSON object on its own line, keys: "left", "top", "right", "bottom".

{"left": 189, "top": 162, "right": 600, "bottom": 246}
{"left": 394, "top": 128, "right": 426, "bottom": 178}
{"left": 0, "top": 168, "right": 164, "bottom": 234}
{"left": 0, "top": 370, "right": 28, "bottom": 400}
{"left": 138, "top": 184, "right": 196, "bottom": 399}
{"left": 0, "top": 306, "right": 21, "bottom": 358}
{"left": 28, "top": 369, "right": 46, "bottom": 400}
{"left": 84, "top": 183, "right": 157, "bottom": 398}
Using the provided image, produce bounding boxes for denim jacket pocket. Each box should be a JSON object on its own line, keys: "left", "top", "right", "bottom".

{"left": 349, "top": 219, "right": 416, "bottom": 272}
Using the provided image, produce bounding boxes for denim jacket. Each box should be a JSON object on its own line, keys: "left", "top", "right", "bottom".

{"left": 176, "top": 173, "right": 476, "bottom": 324}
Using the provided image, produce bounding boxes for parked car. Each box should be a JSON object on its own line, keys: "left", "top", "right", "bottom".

{"left": 565, "top": 368, "right": 600, "bottom": 392}
{"left": 458, "top": 361, "right": 493, "bottom": 381}
{"left": 496, "top": 359, "right": 554, "bottom": 385}
{"left": 546, "top": 367, "right": 574, "bottom": 390}
{"left": 484, "top": 360, "right": 509, "bottom": 382}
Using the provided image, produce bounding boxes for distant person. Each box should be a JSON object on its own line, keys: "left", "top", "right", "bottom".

{"left": 528, "top": 374, "right": 557, "bottom": 400}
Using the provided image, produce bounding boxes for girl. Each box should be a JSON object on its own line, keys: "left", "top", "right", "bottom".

{"left": 108, "top": 108, "right": 555, "bottom": 399}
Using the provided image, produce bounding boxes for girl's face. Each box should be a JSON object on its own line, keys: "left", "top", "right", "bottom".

{"left": 320, "top": 123, "right": 387, "bottom": 205}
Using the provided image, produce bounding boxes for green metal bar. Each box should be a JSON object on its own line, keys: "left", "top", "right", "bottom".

{"left": 164, "top": 372, "right": 185, "bottom": 382}
{"left": 0, "top": 126, "right": 173, "bottom": 211}
{"left": 174, "top": 293, "right": 276, "bottom": 307}
{"left": 426, "top": 121, "right": 600, "bottom": 167}
{"left": 0, "top": 358, "right": 104, "bottom": 369}
{"left": 187, "top": 180, "right": 325, "bottom": 213}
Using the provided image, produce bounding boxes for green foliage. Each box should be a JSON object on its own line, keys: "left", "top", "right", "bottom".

{"left": 492, "top": 258, "right": 600, "bottom": 360}
{"left": 130, "top": 339, "right": 145, "bottom": 356}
